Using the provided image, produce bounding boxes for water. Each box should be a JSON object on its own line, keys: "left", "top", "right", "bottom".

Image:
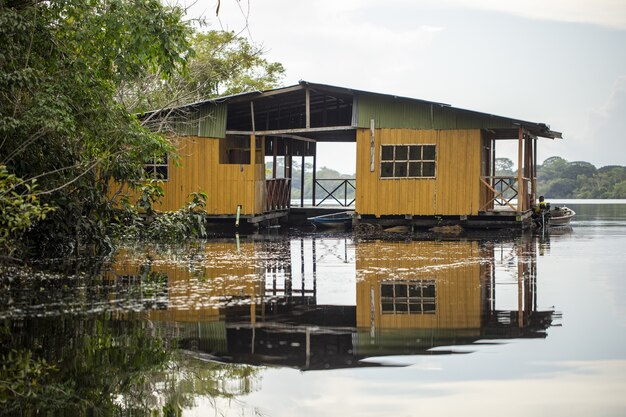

{"left": 1, "top": 201, "right": 626, "bottom": 416}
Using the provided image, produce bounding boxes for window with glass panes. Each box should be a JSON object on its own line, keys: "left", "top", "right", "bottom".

{"left": 380, "top": 144, "right": 436, "bottom": 178}
{"left": 144, "top": 154, "right": 168, "bottom": 180}
{"left": 380, "top": 280, "right": 436, "bottom": 314}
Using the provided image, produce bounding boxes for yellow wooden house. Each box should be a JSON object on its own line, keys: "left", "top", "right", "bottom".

{"left": 132, "top": 81, "right": 561, "bottom": 226}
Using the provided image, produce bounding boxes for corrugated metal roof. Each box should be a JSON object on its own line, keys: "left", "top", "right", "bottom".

{"left": 302, "top": 81, "right": 561, "bottom": 138}
{"left": 198, "top": 102, "right": 227, "bottom": 138}
{"left": 356, "top": 94, "right": 527, "bottom": 132}
{"left": 141, "top": 81, "right": 562, "bottom": 139}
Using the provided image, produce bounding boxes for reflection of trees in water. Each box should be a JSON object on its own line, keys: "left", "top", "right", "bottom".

{"left": 116, "top": 351, "right": 261, "bottom": 414}
{"left": 0, "top": 316, "right": 260, "bottom": 416}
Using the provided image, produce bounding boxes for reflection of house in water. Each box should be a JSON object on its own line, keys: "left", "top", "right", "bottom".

{"left": 354, "top": 239, "right": 555, "bottom": 358}
{"left": 110, "top": 238, "right": 557, "bottom": 370}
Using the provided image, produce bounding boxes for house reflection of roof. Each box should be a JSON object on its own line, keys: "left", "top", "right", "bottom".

{"left": 168, "top": 304, "right": 556, "bottom": 371}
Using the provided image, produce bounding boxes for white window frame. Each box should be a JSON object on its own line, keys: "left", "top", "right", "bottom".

{"left": 380, "top": 144, "right": 437, "bottom": 179}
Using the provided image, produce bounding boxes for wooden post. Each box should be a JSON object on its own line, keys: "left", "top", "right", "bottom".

{"left": 312, "top": 142, "right": 317, "bottom": 206}
{"left": 250, "top": 101, "right": 256, "bottom": 133}
{"left": 533, "top": 136, "right": 538, "bottom": 203}
{"left": 284, "top": 140, "right": 289, "bottom": 178}
{"left": 524, "top": 133, "right": 534, "bottom": 208}
{"left": 250, "top": 134, "right": 256, "bottom": 166}
{"left": 517, "top": 127, "right": 524, "bottom": 211}
{"left": 300, "top": 238, "right": 305, "bottom": 295}
{"left": 272, "top": 138, "right": 277, "bottom": 179}
{"left": 286, "top": 140, "right": 292, "bottom": 208}
{"left": 491, "top": 138, "right": 496, "bottom": 209}
{"left": 491, "top": 138, "right": 496, "bottom": 178}
{"left": 305, "top": 88, "right": 311, "bottom": 129}
{"left": 517, "top": 244, "right": 524, "bottom": 328}
{"left": 250, "top": 101, "right": 256, "bottom": 170}
{"left": 300, "top": 154, "right": 305, "bottom": 207}
{"left": 370, "top": 119, "right": 375, "bottom": 172}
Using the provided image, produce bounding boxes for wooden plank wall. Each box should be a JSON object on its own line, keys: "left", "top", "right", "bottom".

{"left": 355, "top": 240, "right": 482, "bottom": 330}
{"left": 116, "top": 136, "right": 266, "bottom": 215}
{"left": 355, "top": 128, "right": 482, "bottom": 216}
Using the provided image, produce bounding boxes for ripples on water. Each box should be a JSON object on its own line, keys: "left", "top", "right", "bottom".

{"left": 2, "top": 202, "right": 626, "bottom": 416}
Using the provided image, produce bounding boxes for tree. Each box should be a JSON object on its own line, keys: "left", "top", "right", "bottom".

{"left": 121, "top": 30, "right": 285, "bottom": 113}
{"left": 0, "top": 0, "right": 193, "bottom": 256}
{"left": 495, "top": 157, "right": 514, "bottom": 175}
{"left": 536, "top": 157, "right": 626, "bottom": 198}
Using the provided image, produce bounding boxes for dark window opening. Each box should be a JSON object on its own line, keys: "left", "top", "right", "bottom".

{"left": 380, "top": 280, "right": 436, "bottom": 314}
{"left": 219, "top": 134, "right": 262, "bottom": 164}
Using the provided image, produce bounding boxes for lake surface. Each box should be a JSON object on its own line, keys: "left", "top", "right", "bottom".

{"left": 2, "top": 201, "right": 626, "bottom": 416}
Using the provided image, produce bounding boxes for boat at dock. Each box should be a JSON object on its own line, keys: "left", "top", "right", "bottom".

{"left": 308, "top": 211, "right": 354, "bottom": 229}
{"left": 535, "top": 205, "right": 576, "bottom": 229}
{"left": 548, "top": 206, "right": 576, "bottom": 226}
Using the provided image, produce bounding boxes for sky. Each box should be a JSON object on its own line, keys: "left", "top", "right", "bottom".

{"left": 184, "top": 0, "right": 626, "bottom": 174}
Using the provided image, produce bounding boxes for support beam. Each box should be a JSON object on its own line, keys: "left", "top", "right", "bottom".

{"left": 533, "top": 136, "right": 538, "bottom": 203}
{"left": 491, "top": 138, "right": 496, "bottom": 177}
{"left": 305, "top": 88, "right": 311, "bottom": 129}
{"left": 250, "top": 101, "right": 256, "bottom": 133}
{"left": 517, "top": 244, "right": 524, "bottom": 328}
{"left": 284, "top": 140, "right": 289, "bottom": 178}
{"left": 370, "top": 119, "right": 375, "bottom": 172}
{"left": 301, "top": 154, "right": 305, "bottom": 207}
{"left": 517, "top": 127, "right": 524, "bottom": 212}
{"left": 272, "top": 138, "right": 278, "bottom": 178}
{"left": 250, "top": 134, "right": 256, "bottom": 166}
{"left": 312, "top": 142, "right": 317, "bottom": 206}
{"left": 226, "top": 126, "right": 355, "bottom": 136}
{"left": 266, "top": 134, "right": 316, "bottom": 143}
{"left": 524, "top": 133, "right": 534, "bottom": 208}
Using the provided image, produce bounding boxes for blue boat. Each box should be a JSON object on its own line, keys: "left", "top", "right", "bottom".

{"left": 308, "top": 211, "right": 354, "bottom": 229}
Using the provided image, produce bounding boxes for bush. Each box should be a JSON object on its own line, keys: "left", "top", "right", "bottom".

{"left": 112, "top": 187, "right": 209, "bottom": 241}
{"left": 0, "top": 165, "right": 53, "bottom": 257}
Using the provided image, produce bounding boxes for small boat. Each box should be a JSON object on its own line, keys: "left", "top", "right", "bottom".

{"left": 548, "top": 206, "right": 576, "bottom": 226}
{"left": 308, "top": 211, "right": 354, "bottom": 229}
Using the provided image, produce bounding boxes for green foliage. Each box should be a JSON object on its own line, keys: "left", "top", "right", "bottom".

{"left": 0, "top": 311, "right": 260, "bottom": 415}
{"left": 500, "top": 156, "right": 626, "bottom": 199}
{"left": 495, "top": 157, "right": 515, "bottom": 176}
{"left": 0, "top": 349, "right": 78, "bottom": 414}
{"left": 0, "top": 165, "right": 53, "bottom": 256}
{"left": 0, "top": 0, "right": 193, "bottom": 257}
{"left": 126, "top": 30, "right": 286, "bottom": 112}
{"left": 535, "top": 156, "right": 626, "bottom": 198}
{"left": 189, "top": 30, "right": 285, "bottom": 97}
{"left": 137, "top": 179, "right": 167, "bottom": 216}
{"left": 113, "top": 191, "right": 209, "bottom": 241}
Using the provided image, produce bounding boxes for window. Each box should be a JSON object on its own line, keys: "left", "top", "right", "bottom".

{"left": 219, "top": 135, "right": 263, "bottom": 164}
{"left": 380, "top": 144, "right": 436, "bottom": 178}
{"left": 145, "top": 154, "right": 168, "bottom": 180}
{"left": 380, "top": 280, "right": 436, "bottom": 314}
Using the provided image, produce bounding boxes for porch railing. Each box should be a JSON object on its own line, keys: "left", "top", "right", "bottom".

{"left": 314, "top": 178, "right": 355, "bottom": 207}
{"left": 480, "top": 176, "right": 531, "bottom": 212}
{"left": 266, "top": 178, "right": 291, "bottom": 211}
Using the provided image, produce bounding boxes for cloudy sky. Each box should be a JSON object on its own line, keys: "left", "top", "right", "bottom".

{"left": 186, "top": 0, "right": 626, "bottom": 174}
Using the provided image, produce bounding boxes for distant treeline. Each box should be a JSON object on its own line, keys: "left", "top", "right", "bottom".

{"left": 496, "top": 156, "right": 626, "bottom": 199}
{"left": 267, "top": 161, "right": 354, "bottom": 201}
{"left": 275, "top": 156, "right": 626, "bottom": 200}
